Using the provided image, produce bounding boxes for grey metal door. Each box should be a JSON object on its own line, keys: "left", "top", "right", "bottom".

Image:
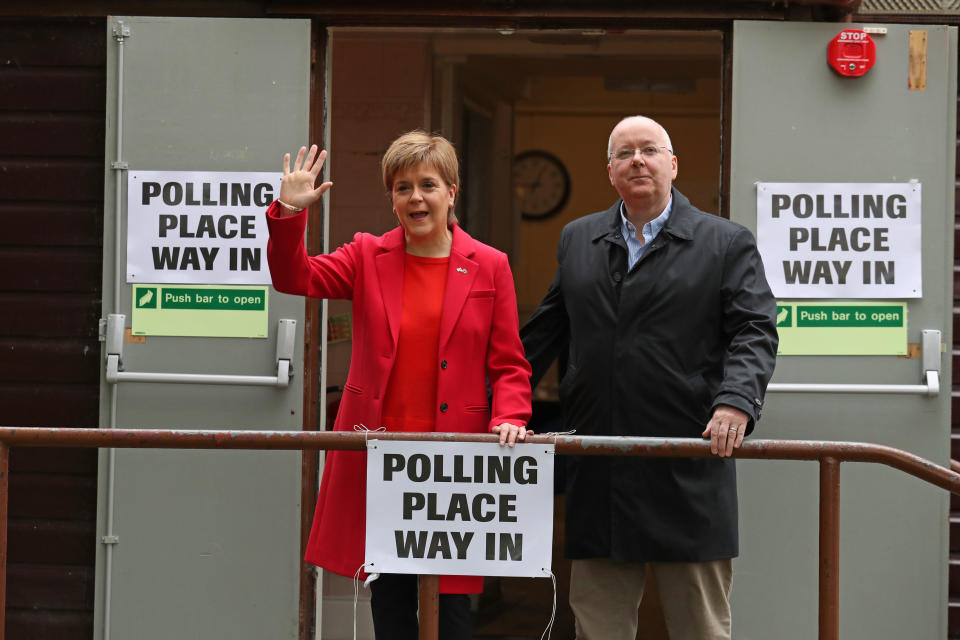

{"left": 97, "top": 16, "right": 311, "bottom": 640}
{"left": 730, "top": 21, "right": 956, "bottom": 639}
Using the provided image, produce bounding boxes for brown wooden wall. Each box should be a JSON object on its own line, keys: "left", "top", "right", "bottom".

{"left": 0, "top": 18, "right": 104, "bottom": 638}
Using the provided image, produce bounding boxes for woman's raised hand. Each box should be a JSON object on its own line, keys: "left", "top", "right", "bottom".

{"left": 278, "top": 145, "right": 334, "bottom": 211}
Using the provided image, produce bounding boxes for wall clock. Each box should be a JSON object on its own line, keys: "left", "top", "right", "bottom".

{"left": 513, "top": 150, "right": 571, "bottom": 220}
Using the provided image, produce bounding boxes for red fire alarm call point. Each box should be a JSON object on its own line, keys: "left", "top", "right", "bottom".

{"left": 827, "top": 29, "right": 876, "bottom": 77}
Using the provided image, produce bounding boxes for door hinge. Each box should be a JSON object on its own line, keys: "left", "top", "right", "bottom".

{"left": 113, "top": 21, "right": 131, "bottom": 42}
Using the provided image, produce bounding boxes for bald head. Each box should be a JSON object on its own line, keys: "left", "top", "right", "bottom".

{"left": 605, "top": 114, "right": 678, "bottom": 222}
{"left": 607, "top": 116, "right": 673, "bottom": 158}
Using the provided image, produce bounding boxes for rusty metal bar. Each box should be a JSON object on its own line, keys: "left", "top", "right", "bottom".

{"left": 819, "top": 457, "right": 840, "bottom": 640}
{"left": 418, "top": 574, "right": 439, "bottom": 640}
{"left": 0, "top": 427, "right": 957, "bottom": 640}
{"left": 0, "top": 429, "right": 955, "bottom": 493}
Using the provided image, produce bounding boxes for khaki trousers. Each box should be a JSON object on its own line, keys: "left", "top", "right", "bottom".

{"left": 569, "top": 557, "right": 733, "bottom": 640}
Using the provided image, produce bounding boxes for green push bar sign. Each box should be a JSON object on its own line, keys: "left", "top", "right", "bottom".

{"left": 132, "top": 284, "right": 269, "bottom": 338}
{"left": 776, "top": 301, "right": 907, "bottom": 355}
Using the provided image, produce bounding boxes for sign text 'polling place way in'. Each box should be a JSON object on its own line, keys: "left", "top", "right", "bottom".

{"left": 127, "top": 171, "right": 280, "bottom": 285}
{"left": 365, "top": 441, "right": 554, "bottom": 578}
{"left": 756, "top": 182, "right": 921, "bottom": 299}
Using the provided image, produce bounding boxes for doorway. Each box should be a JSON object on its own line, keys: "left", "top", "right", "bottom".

{"left": 322, "top": 26, "right": 723, "bottom": 639}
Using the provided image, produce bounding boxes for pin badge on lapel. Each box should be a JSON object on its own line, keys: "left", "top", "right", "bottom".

{"left": 456, "top": 267, "right": 468, "bottom": 274}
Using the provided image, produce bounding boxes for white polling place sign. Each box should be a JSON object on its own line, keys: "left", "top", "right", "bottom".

{"left": 756, "top": 182, "right": 921, "bottom": 298}
{"left": 365, "top": 440, "right": 554, "bottom": 578}
{"left": 126, "top": 171, "right": 280, "bottom": 285}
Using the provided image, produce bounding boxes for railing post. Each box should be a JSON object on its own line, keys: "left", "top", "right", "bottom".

{"left": 819, "top": 456, "right": 840, "bottom": 640}
{"left": 0, "top": 442, "right": 9, "bottom": 640}
{"left": 418, "top": 574, "right": 439, "bottom": 640}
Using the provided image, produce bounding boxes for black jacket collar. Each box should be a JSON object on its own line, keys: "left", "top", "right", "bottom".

{"left": 591, "top": 186, "right": 697, "bottom": 243}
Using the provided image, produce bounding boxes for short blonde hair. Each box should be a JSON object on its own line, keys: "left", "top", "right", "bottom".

{"left": 381, "top": 131, "right": 459, "bottom": 225}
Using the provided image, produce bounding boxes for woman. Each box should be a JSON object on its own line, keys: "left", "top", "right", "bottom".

{"left": 266, "top": 131, "right": 533, "bottom": 639}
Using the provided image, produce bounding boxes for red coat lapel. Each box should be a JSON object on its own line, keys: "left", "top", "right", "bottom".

{"left": 375, "top": 228, "right": 406, "bottom": 349}
{"left": 439, "top": 226, "right": 479, "bottom": 349}
{"left": 376, "top": 225, "right": 481, "bottom": 351}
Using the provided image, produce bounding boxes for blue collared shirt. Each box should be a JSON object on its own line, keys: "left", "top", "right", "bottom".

{"left": 620, "top": 197, "right": 672, "bottom": 271}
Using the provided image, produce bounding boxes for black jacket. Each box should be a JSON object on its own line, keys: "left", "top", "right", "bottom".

{"left": 521, "top": 188, "right": 778, "bottom": 562}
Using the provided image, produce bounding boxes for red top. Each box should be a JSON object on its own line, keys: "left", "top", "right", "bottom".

{"left": 382, "top": 254, "right": 449, "bottom": 432}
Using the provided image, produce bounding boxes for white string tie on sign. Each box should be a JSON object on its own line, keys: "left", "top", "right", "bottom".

{"left": 542, "top": 429, "right": 576, "bottom": 454}
{"left": 539, "top": 570, "right": 558, "bottom": 640}
{"left": 350, "top": 425, "right": 385, "bottom": 640}
{"left": 349, "top": 564, "right": 372, "bottom": 640}
{"left": 350, "top": 564, "right": 382, "bottom": 640}
{"left": 353, "top": 423, "right": 386, "bottom": 444}
{"left": 537, "top": 431, "right": 568, "bottom": 638}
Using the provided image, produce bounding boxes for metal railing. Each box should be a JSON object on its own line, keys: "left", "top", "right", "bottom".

{"left": 0, "top": 427, "right": 957, "bottom": 640}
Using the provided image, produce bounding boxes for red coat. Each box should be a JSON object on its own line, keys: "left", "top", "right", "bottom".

{"left": 266, "top": 202, "right": 532, "bottom": 593}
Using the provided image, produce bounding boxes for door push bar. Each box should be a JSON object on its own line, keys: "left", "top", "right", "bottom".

{"left": 767, "top": 329, "right": 941, "bottom": 397}
{"left": 103, "top": 313, "right": 296, "bottom": 388}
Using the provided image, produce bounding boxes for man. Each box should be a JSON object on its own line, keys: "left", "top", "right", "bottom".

{"left": 521, "top": 115, "right": 778, "bottom": 639}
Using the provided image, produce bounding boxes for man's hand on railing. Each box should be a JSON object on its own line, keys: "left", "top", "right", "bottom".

{"left": 702, "top": 405, "right": 748, "bottom": 457}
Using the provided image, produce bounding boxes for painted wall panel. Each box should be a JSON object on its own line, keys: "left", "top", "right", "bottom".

{"left": 97, "top": 16, "right": 310, "bottom": 639}
{"left": 731, "top": 20, "right": 956, "bottom": 640}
